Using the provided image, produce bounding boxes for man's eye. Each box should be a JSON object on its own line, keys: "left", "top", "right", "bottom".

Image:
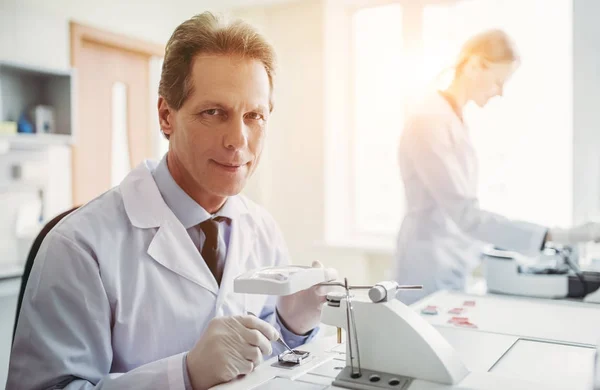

{"left": 203, "top": 109, "right": 221, "bottom": 116}
{"left": 246, "top": 112, "right": 264, "bottom": 121}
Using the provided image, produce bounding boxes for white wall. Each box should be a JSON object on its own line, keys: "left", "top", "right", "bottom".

{"left": 0, "top": 0, "right": 293, "bottom": 72}
{"left": 573, "top": 0, "right": 600, "bottom": 225}
{"left": 0, "top": 0, "right": 191, "bottom": 72}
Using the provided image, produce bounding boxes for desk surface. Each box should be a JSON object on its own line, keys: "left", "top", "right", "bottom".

{"left": 214, "top": 335, "right": 594, "bottom": 390}
{"left": 415, "top": 290, "right": 600, "bottom": 346}
{"left": 214, "top": 291, "right": 599, "bottom": 390}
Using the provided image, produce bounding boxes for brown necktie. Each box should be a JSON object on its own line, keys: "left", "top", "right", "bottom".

{"left": 198, "top": 218, "right": 228, "bottom": 285}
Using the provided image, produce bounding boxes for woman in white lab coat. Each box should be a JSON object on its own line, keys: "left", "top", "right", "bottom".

{"left": 394, "top": 29, "right": 600, "bottom": 304}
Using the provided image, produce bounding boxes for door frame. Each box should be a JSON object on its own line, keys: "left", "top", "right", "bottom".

{"left": 69, "top": 22, "right": 164, "bottom": 205}
{"left": 70, "top": 22, "right": 164, "bottom": 66}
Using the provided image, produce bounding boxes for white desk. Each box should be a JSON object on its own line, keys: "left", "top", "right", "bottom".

{"left": 213, "top": 291, "right": 599, "bottom": 390}
{"left": 415, "top": 290, "right": 600, "bottom": 346}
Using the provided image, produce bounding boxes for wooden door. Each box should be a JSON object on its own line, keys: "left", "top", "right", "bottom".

{"left": 70, "top": 23, "right": 164, "bottom": 205}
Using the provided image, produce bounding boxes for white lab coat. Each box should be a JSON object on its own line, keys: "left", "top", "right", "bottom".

{"left": 7, "top": 160, "right": 289, "bottom": 389}
{"left": 394, "top": 93, "right": 547, "bottom": 304}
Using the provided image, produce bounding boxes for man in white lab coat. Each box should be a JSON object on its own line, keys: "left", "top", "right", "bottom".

{"left": 7, "top": 12, "right": 336, "bottom": 390}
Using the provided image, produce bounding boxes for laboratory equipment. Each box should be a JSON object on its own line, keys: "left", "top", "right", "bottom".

{"left": 483, "top": 245, "right": 600, "bottom": 300}
{"left": 322, "top": 283, "right": 595, "bottom": 389}
{"left": 322, "top": 280, "right": 469, "bottom": 389}
{"left": 216, "top": 276, "right": 597, "bottom": 390}
{"left": 275, "top": 350, "right": 312, "bottom": 369}
{"left": 585, "top": 287, "right": 600, "bottom": 304}
{"left": 234, "top": 265, "right": 331, "bottom": 295}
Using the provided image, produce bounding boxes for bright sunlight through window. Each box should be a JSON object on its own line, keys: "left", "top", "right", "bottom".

{"left": 352, "top": 4, "right": 405, "bottom": 236}
{"left": 347, "top": 0, "right": 572, "bottom": 246}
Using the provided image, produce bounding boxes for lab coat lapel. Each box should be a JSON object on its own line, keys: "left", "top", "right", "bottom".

{"left": 215, "top": 216, "right": 256, "bottom": 313}
{"left": 121, "top": 160, "right": 219, "bottom": 296}
{"left": 147, "top": 215, "right": 219, "bottom": 296}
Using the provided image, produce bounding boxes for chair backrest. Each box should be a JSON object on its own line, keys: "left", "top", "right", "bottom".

{"left": 12, "top": 206, "right": 80, "bottom": 344}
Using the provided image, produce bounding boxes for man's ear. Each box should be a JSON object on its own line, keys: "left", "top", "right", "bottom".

{"left": 158, "top": 96, "right": 174, "bottom": 138}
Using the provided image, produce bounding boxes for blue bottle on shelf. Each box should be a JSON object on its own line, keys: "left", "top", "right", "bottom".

{"left": 17, "top": 112, "right": 34, "bottom": 134}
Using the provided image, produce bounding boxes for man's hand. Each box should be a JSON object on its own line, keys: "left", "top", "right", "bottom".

{"left": 276, "top": 261, "right": 338, "bottom": 335}
{"left": 186, "top": 315, "right": 279, "bottom": 390}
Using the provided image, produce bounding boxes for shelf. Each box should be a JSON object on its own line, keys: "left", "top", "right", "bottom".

{"left": 0, "top": 263, "right": 24, "bottom": 281}
{"left": 0, "top": 60, "right": 71, "bottom": 78}
{"left": 0, "top": 133, "right": 72, "bottom": 150}
{"left": 0, "top": 60, "right": 74, "bottom": 150}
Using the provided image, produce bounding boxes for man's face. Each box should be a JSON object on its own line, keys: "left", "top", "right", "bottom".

{"left": 159, "top": 55, "right": 271, "bottom": 199}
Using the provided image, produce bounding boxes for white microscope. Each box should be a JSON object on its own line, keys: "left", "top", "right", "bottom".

{"left": 230, "top": 266, "right": 594, "bottom": 390}
{"left": 320, "top": 280, "right": 470, "bottom": 389}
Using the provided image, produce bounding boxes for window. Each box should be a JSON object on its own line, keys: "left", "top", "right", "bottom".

{"left": 352, "top": 4, "right": 405, "bottom": 236}
{"left": 326, "top": 0, "right": 572, "bottom": 251}
{"left": 111, "top": 82, "right": 131, "bottom": 187}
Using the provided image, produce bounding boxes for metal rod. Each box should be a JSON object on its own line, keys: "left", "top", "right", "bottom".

{"left": 318, "top": 282, "right": 423, "bottom": 291}
{"left": 278, "top": 337, "right": 295, "bottom": 354}
{"left": 348, "top": 294, "right": 362, "bottom": 376}
{"left": 344, "top": 278, "right": 358, "bottom": 377}
{"left": 395, "top": 285, "right": 423, "bottom": 290}
{"left": 318, "top": 281, "right": 366, "bottom": 289}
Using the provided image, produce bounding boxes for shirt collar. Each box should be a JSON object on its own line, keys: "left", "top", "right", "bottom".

{"left": 152, "top": 154, "right": 245, "bottom": 228}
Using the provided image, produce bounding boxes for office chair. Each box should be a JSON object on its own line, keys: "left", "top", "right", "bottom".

{"left": 12, "top": 206, "right": 80, "bottom": 344}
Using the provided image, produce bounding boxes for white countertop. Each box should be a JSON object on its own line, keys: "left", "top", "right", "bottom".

{"left": 415, "top": 290, "right": 600, "bottom": 346}
{"left": 213, "top": 291, "right": 600, "bottom": 390}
